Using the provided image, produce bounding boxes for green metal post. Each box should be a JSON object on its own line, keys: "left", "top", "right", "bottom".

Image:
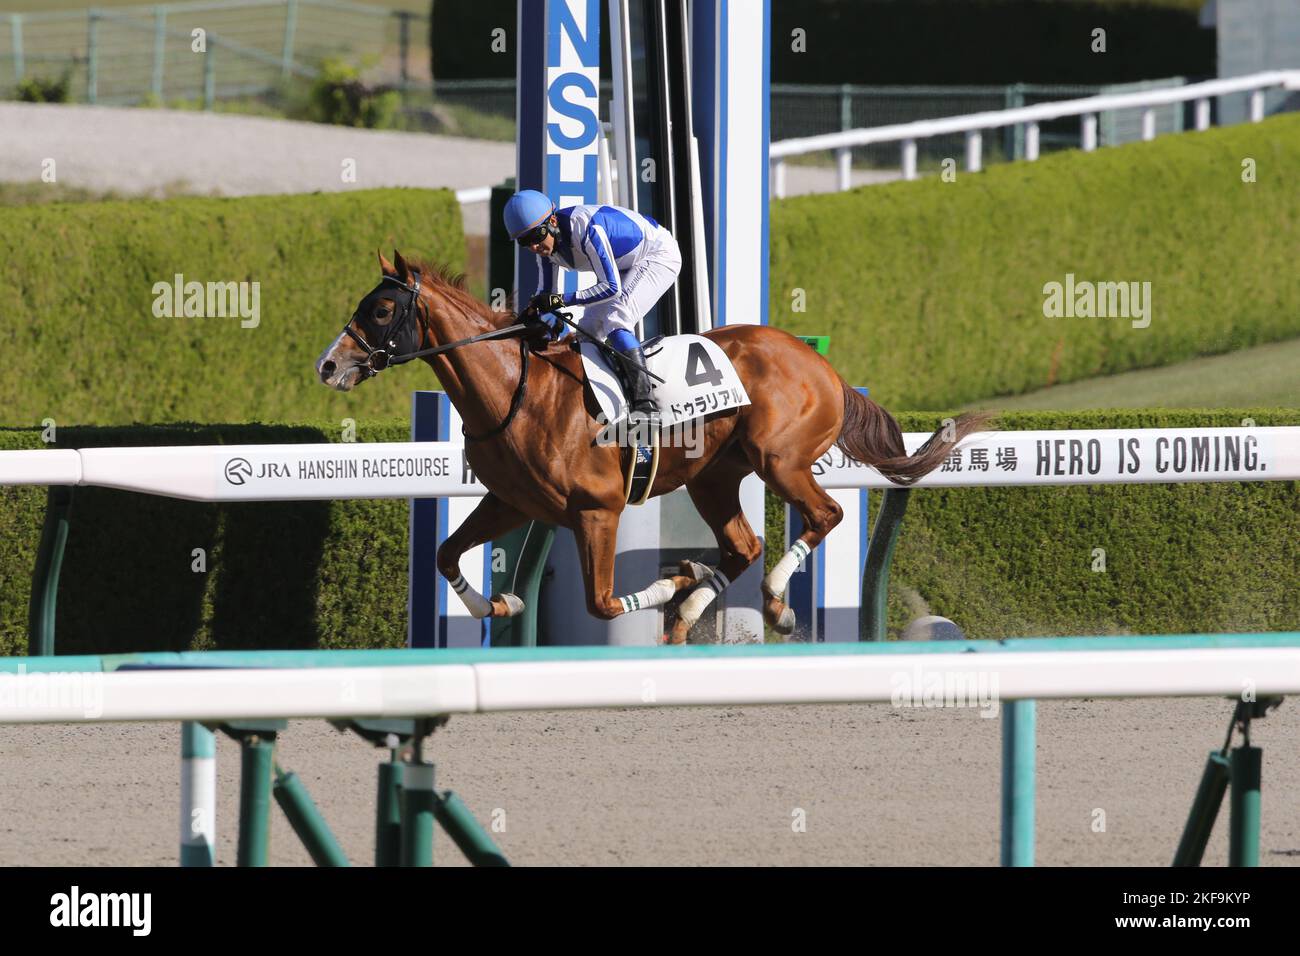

{"left": 396, "top": 11, "right": 412, "bottom": 91}
{"left": 1228, "top": 746, "right": 1262, "bottom": 867}
{"left": 273, "top": 765, "right": 349, "bottom": 866}
{"left": 236, "top": 732, "right": 277, "bottom": 866}
{"left": 859, "top": 488, "right": 911, "bottom": 641}
{"left": 151, "top": 7, "right": 166, "bottom": 100}
{"left": 1000, "top": 699, "right": 1036, "bottom": 867}
{"left": 280, "top": 0, "right": 298, "bottom": 80}
{"left": 375, "top": 753, "right": 404, "bottom": 866}
{"left": 491, "top": 521, "right": 556, "bottom": 647}
{"left": 28, "top": 486, "right": 74, "bottom": 657}
{"left": 1173, "top": 751, "right": 1230, "bottom": 866}
{"left": 86, "top": 11, "right": 99, "bottom": 104}
{"left": 202, "top": 44, "right": 214, "bottom": 110}
{"left": 433, "top": 791, "right": 510, "bottom": 866}
{"left": 401, "top": 763, "right": 436, "bottom": 867}
{"left": 11, "top": 15, "right": 24, "bottom": 83}
{"left": 1007, "top": 83, "right": 1026, "bottom": 160}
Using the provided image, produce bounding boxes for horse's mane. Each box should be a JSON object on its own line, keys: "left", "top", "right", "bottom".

{"left": 411, "top": 259, "right": 514, "bottom": 324}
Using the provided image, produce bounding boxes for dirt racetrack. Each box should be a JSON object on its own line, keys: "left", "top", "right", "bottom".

{"left": 2, "top": 695, "right": 1297, "bottom": 866}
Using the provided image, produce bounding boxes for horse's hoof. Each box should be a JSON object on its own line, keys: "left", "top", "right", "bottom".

{"left": 678, "top": 559, "right": 712, "bottom": 583}
{"left": 774, "top": 606, "right": 796, "bottom": 636}
{"left": 666, "top": 620, "right": 690, "bottom": 644}
{"left": 490, "top": 593, "right": 525, "bottom": 617}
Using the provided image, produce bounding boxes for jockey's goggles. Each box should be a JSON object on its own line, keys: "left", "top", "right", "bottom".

{"left": 516, "top": 223, "right": 551, "bottom": 247}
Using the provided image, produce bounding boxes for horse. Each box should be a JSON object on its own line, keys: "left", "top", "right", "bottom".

{"left": 317, "top": 251, "right": 992, "bottom": 643}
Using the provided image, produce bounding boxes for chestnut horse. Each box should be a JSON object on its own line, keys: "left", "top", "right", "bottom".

{"left": 317, "top": 252, "right": 990, "bottom": 643}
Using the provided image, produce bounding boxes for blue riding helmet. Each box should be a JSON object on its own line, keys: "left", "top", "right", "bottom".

{"left": 503, "top": 190, "right": 556, "bottom": 240}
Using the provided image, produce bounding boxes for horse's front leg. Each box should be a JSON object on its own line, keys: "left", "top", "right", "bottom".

{"left": 570, "top": 510, "right": 714, "bottom": 636}
{"left": 436, "top": 493, "right": 528, "bottom": 618}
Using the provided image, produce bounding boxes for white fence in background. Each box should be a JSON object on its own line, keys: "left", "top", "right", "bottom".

{"left": 770, "top": 69, "right": 1300, "bottom": 196}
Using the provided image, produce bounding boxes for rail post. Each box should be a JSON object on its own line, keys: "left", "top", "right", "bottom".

{"left": 401, "top": 761, "right": 436, "bottom": 866}
{"left": 180, "top": 722, "right": 216, "bottom": 866}
{"left": 1228, "top": 746, "right": 1262, "bottom": 866}
{"left": 433, "top": 791, "right": 510, "bottom": 866}
{"left": 396, "top": 11, "right": 412, "bottom": 92}
{"left": 900, "top": 139, "right": 917, "bottom": 180}
{"left": 281, "top": 0, "right": 298, "bottom": 80}
{"left": 1173, "top": 751, "right": 1230, "bottom": 866}
{"left": 10, "top": 15, "right": 23, "bottom": 83}
{"left": 151, "top": 7, "right": 166, "bottom": 101}
{"left": 273, "top": 764, "right": 350, "bottom": 866}
{"left": 859, "top": 488, "right": 910, "bottom": 642}
{"left": 376, "top": 751, "right": 405, "bottom": 866}
{"left": 964, "top": 129, "right": 982, "bottom": 172}
{"left": 28, "top": 486, "right": 74, "bottom": 657}
{"left": 86, "top": 10, "right": 100, "bottom": 104}
{"left": 220, "top": 721, "right": 284, "bottom": 866}
{"left": 202, "top": 43, "right": 215, "bottom": 110}
{"left": 1000, "top": 699, "right": 1036, "bottom": 867}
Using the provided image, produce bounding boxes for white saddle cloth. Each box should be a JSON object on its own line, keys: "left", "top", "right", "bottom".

{"left": 578, "top": 334, "right": 751, "bottom": 428}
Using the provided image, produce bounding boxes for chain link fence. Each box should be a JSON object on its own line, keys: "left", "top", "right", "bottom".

{"left": 0, "top": 0, "right": 429, "bottom": 106}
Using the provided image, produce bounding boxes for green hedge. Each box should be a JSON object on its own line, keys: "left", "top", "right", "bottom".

{"left": 0, "top": 189, "right": 465, "bottom": 428}
{"left": 772, "top": 0, "right": 1212, "bottom": 85}
{"left": 771, "top": 114, "right": 1300, "bottom": 411}
{"left": 0, "top": 422, "right": 412, "bottom": 657}
{"left": 764, "top": 408, "right": 1299, "bottom": 641}
{"left": 880, "top": 409, "right": 1300, "bottom": 641}
{"left": 4, "top": 410, "right": 1297, "bottom": 656}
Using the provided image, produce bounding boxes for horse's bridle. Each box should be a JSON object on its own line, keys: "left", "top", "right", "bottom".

{"left": 339, "top": 270, "right": 535, "bottom": 441}
{"left": 342, "top": 272, "right": 430, "bottom": 375}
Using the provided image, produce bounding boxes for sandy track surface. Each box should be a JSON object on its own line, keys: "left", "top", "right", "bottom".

{"left": 2, "top": 696, "right": 1297, "bottom": 867}
{"left": 0, "top": 102, "right": 513, "bottom": 233}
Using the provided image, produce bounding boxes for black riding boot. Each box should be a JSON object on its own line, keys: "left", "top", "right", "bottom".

{"left": 621, "top": 347, "right": 658, "bottom": 424}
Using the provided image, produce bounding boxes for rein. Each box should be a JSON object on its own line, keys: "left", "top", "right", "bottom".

{"left": 341, "top": 271, "right": 533, "bottom": 441}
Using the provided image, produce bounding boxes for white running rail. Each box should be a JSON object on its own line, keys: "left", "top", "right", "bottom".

{"left": 770, "top": 69, "right": 1300, "bottom": 195}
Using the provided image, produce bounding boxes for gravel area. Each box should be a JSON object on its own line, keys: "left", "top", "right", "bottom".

{"left": 0, "top": 102, "right": 513, "bottom": 234}
{"left": 2, "top": 696, "right": 1297, "bottom": 867}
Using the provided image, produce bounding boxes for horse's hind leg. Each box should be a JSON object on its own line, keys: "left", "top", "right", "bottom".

{"left": 666, "top": 460, "right": 763, "bottom": 644}
{"left": 749, "top": 461, "right": 844, "bottom": 634}
{"left": 436, "top": 493, "right": 529, "bottom": 618}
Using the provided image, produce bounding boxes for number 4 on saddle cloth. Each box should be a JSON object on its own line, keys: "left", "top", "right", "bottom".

{"left": 577, "top": 335, "right": 752, "bottom": 505}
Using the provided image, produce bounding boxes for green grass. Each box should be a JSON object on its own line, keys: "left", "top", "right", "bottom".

{"left": 772, "top": 114, "right": 1300, "bottom": 411}
{"left": 964, "top": 336, "right": 1300, "bottom": 411}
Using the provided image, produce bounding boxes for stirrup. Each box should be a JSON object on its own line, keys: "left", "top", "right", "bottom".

{"left": 623, "top": 426, "right": 660, "bottom": 506}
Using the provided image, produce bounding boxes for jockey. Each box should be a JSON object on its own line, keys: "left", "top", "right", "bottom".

{"left": 504, "top": 189, "right": 681, "bottom": 423}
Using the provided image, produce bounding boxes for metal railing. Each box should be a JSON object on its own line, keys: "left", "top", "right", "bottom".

{"left": 770, "top": 70, "right": 1300, "bottom": 196}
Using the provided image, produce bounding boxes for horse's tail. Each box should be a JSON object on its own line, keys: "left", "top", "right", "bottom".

{"left": 835, "top": 382, "right": 994, "bottom": 486}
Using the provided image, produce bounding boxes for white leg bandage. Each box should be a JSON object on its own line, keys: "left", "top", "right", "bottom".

{"left": 448, "top": 573, "right": 492, "bottom": 619}
{"left": 618, "top": 578, "right": 678, "bottom": 614}
{"left": 764, "top": 539, "right": 811, "bottom": 599}
{"left": 677, "top": 569, "right": 731, "bottom": 630}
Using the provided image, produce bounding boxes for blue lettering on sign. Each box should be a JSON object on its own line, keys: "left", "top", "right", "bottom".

{"left": 547, "top": 153, "right": 599, "bottom": 204}
{"left": 549, "top": 0, "right": 600, "bottom": 66}
{"left": 547, "top": 74, "right": 600, "bottom": 149}
{"left": 545, "top": 0, "right": 601, "bottom": 302}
